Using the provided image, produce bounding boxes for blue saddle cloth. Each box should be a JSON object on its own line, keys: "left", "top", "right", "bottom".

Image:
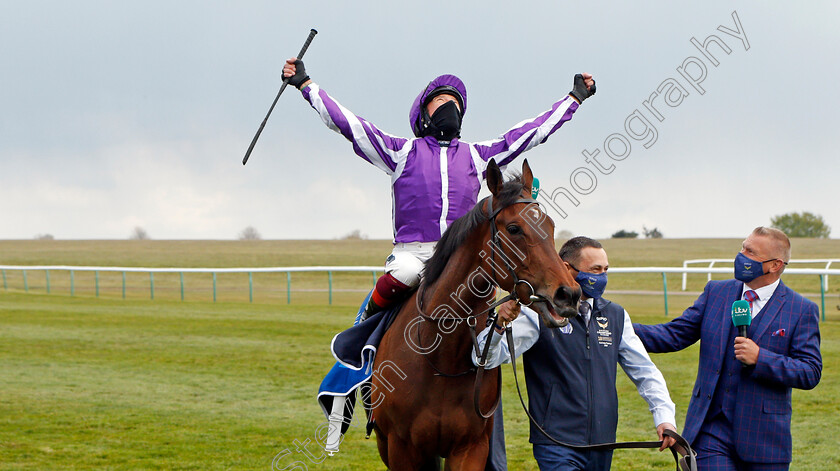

{"left": 317, "top": 291, "right": 400, "bottom": 429}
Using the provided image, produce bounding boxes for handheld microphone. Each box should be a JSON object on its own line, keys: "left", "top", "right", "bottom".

{"left": 731, "top": 300, "right": 752, "bottom": 338}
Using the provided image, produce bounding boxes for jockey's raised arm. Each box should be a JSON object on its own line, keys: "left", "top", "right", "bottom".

{"left": 282, "top": 56, "right": 595, "bottom": 320}
{"left": 301, "top": 83, "right": 409, "bottom": 175}
{"left": 471, "top": 95, "right": 579, "bottom": 174}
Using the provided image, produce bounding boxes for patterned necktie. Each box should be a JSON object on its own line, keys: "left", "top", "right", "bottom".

{"left": 579, "top": 301, "right": 591, "bottom": 326}
{"left": 744, "top": 290, "right": 758, "bottom": 310}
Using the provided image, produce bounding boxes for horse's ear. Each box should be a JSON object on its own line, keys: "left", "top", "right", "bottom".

{"left": 486, "top": 159, "right": 503, "bottom": 197}
{"left": 521, "top": 159, "right": 534, "bottom": 196}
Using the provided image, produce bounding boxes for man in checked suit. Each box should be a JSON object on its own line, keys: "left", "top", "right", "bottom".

{"left": 633, "top": 227, "right": 822, "bottom": 470}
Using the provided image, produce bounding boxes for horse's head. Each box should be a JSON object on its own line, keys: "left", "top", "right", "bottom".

{"left": 484, "top": 159, "right": 580, "bottom": 327}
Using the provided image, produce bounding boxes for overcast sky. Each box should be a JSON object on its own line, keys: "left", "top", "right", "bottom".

{"left": 2, "top": 1, "right": 838, "bottom": 240}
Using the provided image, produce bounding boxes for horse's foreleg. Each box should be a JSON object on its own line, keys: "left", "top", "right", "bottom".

{"left": 374, "top": 430, "right": 389, "bottom": 469}
{"left": 381, "top": 433, "right": 433, "bottom": 471}
{"left": 443, "top": 439, "right": 489, "bottom": 471}
{"left": 419, "top": 457, "right": 443, "bottom": 471}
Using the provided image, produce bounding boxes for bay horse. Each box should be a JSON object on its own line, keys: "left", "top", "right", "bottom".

{"left": 368, "top": 159, "right": 581, "bottom": 470}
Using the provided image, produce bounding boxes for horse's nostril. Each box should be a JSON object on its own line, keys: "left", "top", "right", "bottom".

{"left": 569, "top": 286, "right": 581, "bottom": 306}
{"left": 554, "top": 285, "right": 580, "bottom": 307}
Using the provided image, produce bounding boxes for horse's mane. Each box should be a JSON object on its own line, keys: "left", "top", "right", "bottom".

{"left": 423, "top": 173, "right": 526, "bottom": 286}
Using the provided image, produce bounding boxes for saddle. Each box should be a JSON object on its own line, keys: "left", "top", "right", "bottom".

{"left": 316, "top": 290, "right": 404, "bottom": 454}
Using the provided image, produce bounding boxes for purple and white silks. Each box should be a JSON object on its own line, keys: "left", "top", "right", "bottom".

{"left": 301, "top": 82, "right": 579, "bottom": 244}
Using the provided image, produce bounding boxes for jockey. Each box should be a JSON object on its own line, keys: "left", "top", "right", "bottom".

{"left": 283, "top": 58, "right": 595, "bottom": 319}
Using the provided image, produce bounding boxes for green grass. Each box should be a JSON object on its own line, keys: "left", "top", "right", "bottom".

{"left": 0, "top": 239, "right": 838, "bottom": 469}
{"left": 0, "top": 293, "right": 357, "bottom": 470}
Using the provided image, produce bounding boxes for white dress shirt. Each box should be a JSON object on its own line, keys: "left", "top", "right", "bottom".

{"left": 473, "top": 298, "right": 677, "bottom": 428}
{"left": 741, "top": 278, "right": 780, "bottom": 318}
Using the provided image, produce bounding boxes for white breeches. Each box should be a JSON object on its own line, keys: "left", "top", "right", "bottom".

{"left": 383, "top": 242, "right": 437, "bottom": 288}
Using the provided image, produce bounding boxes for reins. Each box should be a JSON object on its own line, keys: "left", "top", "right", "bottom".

{"left": 502, "top": 322, "right": 698, "bottom": 471}
{"left": 400, "top": 188, "right": 697, "bottom": 470}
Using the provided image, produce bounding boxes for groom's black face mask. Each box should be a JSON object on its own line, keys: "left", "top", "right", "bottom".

{"left": 427, "top": 100, "right": 462, "bottom": 141}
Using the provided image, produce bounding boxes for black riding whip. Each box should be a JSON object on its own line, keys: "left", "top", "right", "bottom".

{"left": 242, "top": 28, "right": 318, "bottom": 165}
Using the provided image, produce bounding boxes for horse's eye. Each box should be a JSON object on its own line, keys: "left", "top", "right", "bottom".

{"left": 507, "top": 224, "right": 522, "bottom": 235}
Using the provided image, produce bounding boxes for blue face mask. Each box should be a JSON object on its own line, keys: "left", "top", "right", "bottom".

{"left": 734, "top": 252, "right": 769, "bottom": 283}
{"left": 573, "top": 269, "right": 608, "bottom": 299}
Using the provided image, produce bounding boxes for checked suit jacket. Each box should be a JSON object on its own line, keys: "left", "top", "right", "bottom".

{"left": 633, "top": 279, "right": 822, "bottom": 463}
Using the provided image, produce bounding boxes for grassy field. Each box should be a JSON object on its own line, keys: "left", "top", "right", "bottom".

{"left": 1, "top": 239, "right": 838, "bottom": 470}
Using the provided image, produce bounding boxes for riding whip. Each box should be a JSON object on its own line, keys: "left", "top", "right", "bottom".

{"left": 242, "top": 28, "right": 318, "bottom": 165}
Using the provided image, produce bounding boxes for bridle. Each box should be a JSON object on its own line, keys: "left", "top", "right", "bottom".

{"left": 485, "top": 194, "right": 543, "bottom": 307}
{"left": 415, "top": 194, "right": 541, "bottom": 317}
{"left": 413, "top": 194, "right": 542, "bottom": 337}
{"left": 413, "top": 193, "right": 543, "bottom": 418}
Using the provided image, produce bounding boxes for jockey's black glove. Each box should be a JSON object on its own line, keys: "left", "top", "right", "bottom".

{"left": 569, "top": 74, "right": 596, "bottom": 103}
{"left": 287, "top": 59, "right": 310, "bottom": 89}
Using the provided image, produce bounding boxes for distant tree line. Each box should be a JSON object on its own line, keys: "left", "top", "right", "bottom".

{"left": 239, "top": 226, "right": 261, "bottom": 240}
{"left": 606, "top": 211, "right": 832, "bottom": 240}
{"left": 130, "top": 227, "right": 150, "bottom": 240}
{"left": 610, "top": 226, "right": 662, "bottom": 239}
{"left": 771, "top": 211, "right": 831, "bottom": 238}
{"left": 119, "top": 212, "right": 832, "bottom": 241}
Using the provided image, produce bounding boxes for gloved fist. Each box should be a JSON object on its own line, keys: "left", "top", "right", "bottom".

{"left": 569, "top": 73, "right": 596, "bottom": 103}
{"left": 283, "top": 58, "right": 310, "bottom": 89}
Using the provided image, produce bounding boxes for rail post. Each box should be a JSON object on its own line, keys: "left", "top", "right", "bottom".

{"left": 820, "top": 274, "right": 826, "bottom": 322}
{"left": 328, "top": 270, "right": 333, "bottom": 305}
{"left": 2, "top": 269, "right": 6, "bottom": 290}
{"left": 45, "top": 270, "right": 50, "bottom": 294}
{"left": 286, "top": 272, "right": 291, "bottom": 304}
{"left": 150, "top": 272, "right": 155, "bottom": 300}
{"left": 95, "top": 271, "right": 99, "bottom": 297}
{"left": 71, "top": 270, "right": 75, "bottom": 296}
{"left": 249, "top": 272, "right": 253, "bottom": 303}
{"left": 23, "top": 270, "right": 28, "bottom": 292}
{"left": 213, "top": 272, "right": 217, "bottom": 303}
{"left": 662, "top": 272, "right": 669, "bottom": 317}
{"left": 825, "top": 261, "right": 832, "bottom": 291}
{"left": 180, "top": 272, "right": 184, "bottom": 301}
{"left": 122, "top": 272, "right": 126, "bottom": 299}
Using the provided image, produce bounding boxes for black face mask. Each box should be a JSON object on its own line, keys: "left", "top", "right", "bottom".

{"left": 426, "top": 100, "right": 462, "bottom": 141}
